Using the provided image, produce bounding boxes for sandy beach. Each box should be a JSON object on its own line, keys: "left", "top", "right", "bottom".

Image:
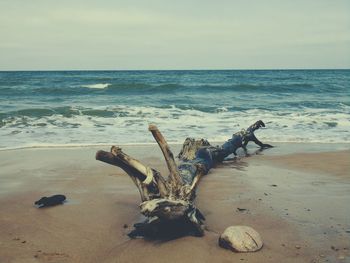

{"left": 0, "top": 144, "right": 349, "bottom": 263}
{"left": 1, "top": 0, "right": 349, "bottom": 261}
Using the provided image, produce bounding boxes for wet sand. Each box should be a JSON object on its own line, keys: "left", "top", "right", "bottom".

{"left": 0, "top": 144, "right": 349, "bottom": 263}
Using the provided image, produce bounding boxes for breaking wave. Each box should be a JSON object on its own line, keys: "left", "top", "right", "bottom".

{"left": 82, "top": 83, "right": 111, "bottom": 89}
{"left": 1, "top": 105, "right": 349, "bottom": 149}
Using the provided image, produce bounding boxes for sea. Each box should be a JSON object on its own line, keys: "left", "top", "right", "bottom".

{"left": 0, "top": 70, "right": 349, "bottom": 150}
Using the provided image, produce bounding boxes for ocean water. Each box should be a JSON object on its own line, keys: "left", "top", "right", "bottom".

{"left": 0, "top": 70, "right": 349, "bottom": 149}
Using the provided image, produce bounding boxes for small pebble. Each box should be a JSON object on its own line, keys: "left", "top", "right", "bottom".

{"left": 123, "top": 224, "right": 128, "bottom": 229}
{"left": 21, "top": 241, "right": 26, "bottom": 244}
{"left": 295, "top": 245, "right": 301, "bottom": 249}
{"left": 331, "top": 246, "right": 339, "bottom": 251}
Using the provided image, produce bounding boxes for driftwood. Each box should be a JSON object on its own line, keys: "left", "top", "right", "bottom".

{"left": 95, "top": 121, "right": 272, "bottom": 238}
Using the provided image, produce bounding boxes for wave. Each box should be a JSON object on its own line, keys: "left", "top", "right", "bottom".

{"left": 1, "top": 82, "right": 344, "bottom": 97}
{"left": 91, "top": 83, "right": 320, "bottom": 94}
{"left": 0, "top": 105, "right": 236, "bottom": 122}
{"left": 82, "top": 83, "right": 111, "bottom": 89}
{"left": 1, "top": 105, "right": 349, "bottom": 146}
{"left": 1, "top": 104, "right": 349, "bottom": 122}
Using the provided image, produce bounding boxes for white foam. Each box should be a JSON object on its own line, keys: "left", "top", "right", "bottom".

{"left": 1, "top": 105, "right": 349, "bottom": 149}
{"left": 82, "top": 83, "right": 110, "bottom": 89}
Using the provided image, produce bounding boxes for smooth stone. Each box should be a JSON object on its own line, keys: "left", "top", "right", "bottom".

{"left": 219, "top": 226, "right": 263, "bottom": 252}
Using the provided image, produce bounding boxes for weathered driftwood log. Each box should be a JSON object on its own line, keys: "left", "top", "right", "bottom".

{"left": 96, "top": 125, "right": 207, "bottom": 238}
{"left": 95, "top": 121, "right": 272, "bottom": 238}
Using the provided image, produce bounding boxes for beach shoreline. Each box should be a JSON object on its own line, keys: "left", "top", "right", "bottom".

{"left": 0, "top": 144, "right": 349, "bottom": 262}
{"left": 1, "top": 141, "right": 349, "bottom": 153}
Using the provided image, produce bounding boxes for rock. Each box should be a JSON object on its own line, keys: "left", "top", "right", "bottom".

{"left": 219, "top": 226, "right": 263, "bottom": 252}
{"left": 331, "top": 245, "right": 339, "bottom": 251}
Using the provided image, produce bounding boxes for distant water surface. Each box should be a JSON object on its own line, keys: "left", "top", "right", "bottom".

{"left": 0, "top": 70, "right": 349, "bottom": 149}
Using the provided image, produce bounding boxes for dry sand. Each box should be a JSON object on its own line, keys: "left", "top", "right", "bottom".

{"left": 0, "top": 144, "right": 349, "bottom": 263}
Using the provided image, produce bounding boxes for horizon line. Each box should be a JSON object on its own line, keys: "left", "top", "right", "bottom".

{"left": 0, "top": 68, "right": 349, "bottom": 72}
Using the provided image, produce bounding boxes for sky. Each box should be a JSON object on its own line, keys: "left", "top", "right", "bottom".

{"left": 0, "top": 0, "right": 349, "bottom": 70}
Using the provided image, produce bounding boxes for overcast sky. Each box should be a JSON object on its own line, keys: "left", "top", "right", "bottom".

{"left": 0, "top": 0, "right": 349, "bottom": 70}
